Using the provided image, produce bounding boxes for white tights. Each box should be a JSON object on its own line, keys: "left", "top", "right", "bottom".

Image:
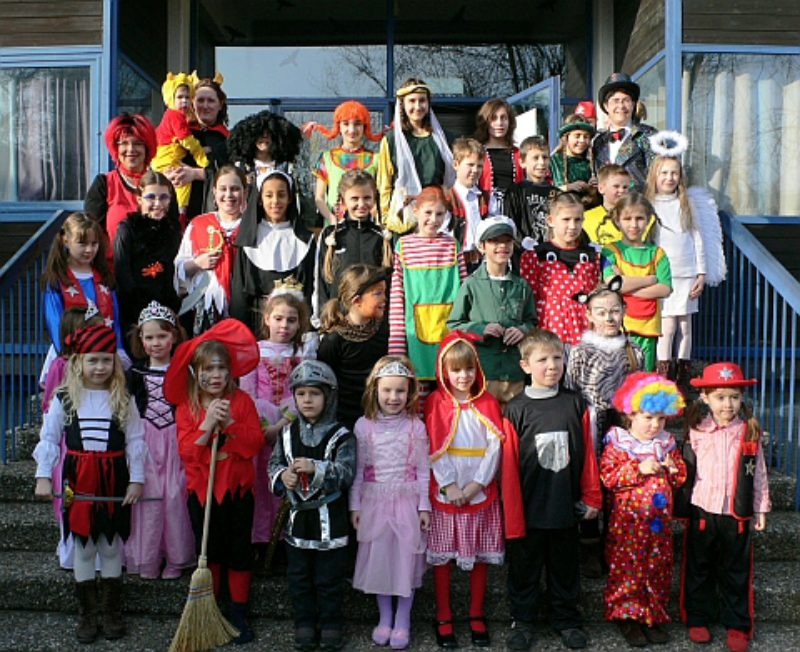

{"left": 657, "top": 315, "right": 692, "bottom": 361}
{"left": 73, "top": 535, "right": 123, "bottom": 582}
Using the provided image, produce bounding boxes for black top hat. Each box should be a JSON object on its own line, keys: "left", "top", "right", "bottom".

{"left": 598, "top": 73, "right": 640, "bottom": 112}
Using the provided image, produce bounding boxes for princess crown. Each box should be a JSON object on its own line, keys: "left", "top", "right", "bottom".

{"left": 375, "top": 361, "right": 415, "bottom": 379}
{"left": 138, "top": 300, "right": 176, "bottom": 326}
{"left": 269, "top": 276, "right": 304, "bottom": 301}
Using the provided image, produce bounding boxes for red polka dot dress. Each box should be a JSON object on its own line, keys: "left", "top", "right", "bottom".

{"left": 520, "top": 242, "right": 599, "bottom": 346}
{"left": 600, "top": 427, "right": 687, "bottom": 625}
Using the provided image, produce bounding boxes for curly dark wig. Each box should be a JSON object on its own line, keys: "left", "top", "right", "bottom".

{"left": 226, "top": 110, "right": 303, "bottom": 169}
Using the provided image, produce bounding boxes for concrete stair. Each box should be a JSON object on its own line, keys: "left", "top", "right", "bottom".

{"left": 0, "top": 459, "right": 798, "bottom": 650}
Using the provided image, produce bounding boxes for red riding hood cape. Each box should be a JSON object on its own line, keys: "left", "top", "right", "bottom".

{"left": 425, "top": 331, "right": 513, "bottom": 514}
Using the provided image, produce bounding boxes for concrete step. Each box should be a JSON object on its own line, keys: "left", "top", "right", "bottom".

{"left": 1, "top": 611, "right": 799, "bottom": 652}
{"left": 3, "top": 459, "right": 797, "bottom": 510}
{"left": 0, "top": 551, "right": 798, "bottom": 625}
{"left": 5, "top": 502, "right": 800, "bottom": 564}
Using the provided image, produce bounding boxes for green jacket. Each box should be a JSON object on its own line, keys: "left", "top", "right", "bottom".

{"left": 447, "top": 264, "right": 538, "bottom": 381}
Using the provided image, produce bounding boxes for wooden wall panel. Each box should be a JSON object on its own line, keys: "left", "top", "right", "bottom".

{"left": 0, "top": 1, "right": 102, "bottom": 47}
{"left": 616, "top": 0, "right": 664, "bottom": 74}
{"left": 683, "top": 0, "right": 800, "bottom": 45}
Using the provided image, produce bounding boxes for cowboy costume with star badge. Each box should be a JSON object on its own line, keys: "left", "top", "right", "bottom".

{"left": 677, "top": 362, "right": 771, "bottom": 643}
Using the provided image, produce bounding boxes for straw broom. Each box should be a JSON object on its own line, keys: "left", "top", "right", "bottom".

{"left": 169, "top": 435, "right": 239, "bottom": 652}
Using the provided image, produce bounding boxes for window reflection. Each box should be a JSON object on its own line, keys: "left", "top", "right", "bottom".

{"left": 682, "top": 53, "right": 800, "bottom": 216}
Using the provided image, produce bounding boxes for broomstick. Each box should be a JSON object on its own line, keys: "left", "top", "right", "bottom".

{"left": 169, "top": 434, "right": 238, "bottom": 652}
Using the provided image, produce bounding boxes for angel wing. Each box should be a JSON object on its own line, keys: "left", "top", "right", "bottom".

{"left": 687, "top": 186, "right": 726, "bottom": 287}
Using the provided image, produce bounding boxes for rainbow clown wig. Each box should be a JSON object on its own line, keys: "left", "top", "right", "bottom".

{"left": 612, "top": 371, "right": 685, "bottom": 417}
{"left": 303, "top": 100, "right": 383, "bottom": 142}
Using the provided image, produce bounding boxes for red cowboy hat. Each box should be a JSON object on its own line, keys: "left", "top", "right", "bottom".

{"left": 690, "top": 362, "right": 757, "bottom": 389}
{"left": 164, "top": 318, "right": 259, "bottom": 405}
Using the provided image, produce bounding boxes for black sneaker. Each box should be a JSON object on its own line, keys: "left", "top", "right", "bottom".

{"left": 506, "top": 621, "right": 535, "bottom": 651}
{"left": 319, "top": 628, "right": 344, "bottom": 651}
{"left": 643, "top": 624, "right": 670, "bottom": 645}
{"left": 559, "top": 627, "right": 588, "bottom": 649}
{"left": 294, "top": 626, "right": 316, "bottom": 651}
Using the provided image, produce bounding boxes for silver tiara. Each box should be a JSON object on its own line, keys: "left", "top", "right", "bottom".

{"left": 84, "top": 299, "right": 99, "bottom": 322}
{"left": 375, "top": 361, "right": 415, "bottom": 379}
{"left": 138, "top": 300, "right": 176, "bottom": 326}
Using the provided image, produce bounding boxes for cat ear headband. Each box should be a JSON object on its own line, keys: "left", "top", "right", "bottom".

{"left": 574, "top": 275, "right": 623, "bottom": 305}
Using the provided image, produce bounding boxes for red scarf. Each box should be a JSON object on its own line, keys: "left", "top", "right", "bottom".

{"left": 188, "top": 213, "right": 239, "bottom": 300}
{"left": 61, "top": 267, "right": 114, "bottom": 325}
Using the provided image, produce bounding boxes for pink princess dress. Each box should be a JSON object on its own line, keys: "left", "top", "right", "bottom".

{"left": 240, "top": 337, "right": 317, "bottom": 544}
{"left": 125, "top": 364, "right": 195, "bottom": 578}
{"left": 350, "top": 413, "right": 430, "bottom": 597}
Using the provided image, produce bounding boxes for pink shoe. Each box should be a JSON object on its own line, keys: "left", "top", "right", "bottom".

{"left": 372, "top": 624, "right": 392, "bottom": 646}
{"left": 726, "top": 629, "right": 749, "bottom": 652}
{"left": 161, "top": 565, "right": 182, "bottom": 580}
{"left": 389, "top": 628, "right": 410, "bottom": 650}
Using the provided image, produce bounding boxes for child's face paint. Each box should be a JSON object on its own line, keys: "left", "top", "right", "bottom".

{"left": 137, "top": 183, "right": 171, "bottom": 220}
{"left": 446, "top": 365, "right": 476, "bottom": 401}
{"left": 520, "top": 344, "right": 564, "bottom": 389}
{"left": 377, "top": 375, "right": 410, "bottom": 416}
{"left": 140, "top": 320, "right": 176, "bottom": 365}
{"left": 294, "top": 385, "right": 326, "bottom": 422}
{"left": 266, "top": 303, "right": 300, "bottom": 343}
{"left": 586, "top": 294, "right": 625, "bottom": 337}
{"left": 81, "top": 353, "right": 115, "bottom": 389}
{"left": 701, "top": 387, "right": 743, "bottom": 426}
{"left": 629, "top": 411, "right": 667, "bottom": 441}
{"left": 198, "top": 356, "right": 229, "bottom": 397}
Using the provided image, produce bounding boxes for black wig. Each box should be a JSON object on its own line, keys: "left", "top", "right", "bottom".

{"left": 227, "top": 110, "right": 303, "bottom": 170}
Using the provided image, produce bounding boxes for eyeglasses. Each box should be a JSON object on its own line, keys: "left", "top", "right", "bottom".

{"left": 142, "top": 193, "right": 171, "bottom": 203}
{"left": 607, "top": 97, "right": 633, "bottom": 106}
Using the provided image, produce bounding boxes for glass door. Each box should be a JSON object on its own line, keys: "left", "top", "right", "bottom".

{"left": 506, "top": 75, "right": 561, "bottom": 148}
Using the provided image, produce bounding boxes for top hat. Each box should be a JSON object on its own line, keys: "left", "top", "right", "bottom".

{"left": 598, "top": 73, "right": 640, "bottom": 112}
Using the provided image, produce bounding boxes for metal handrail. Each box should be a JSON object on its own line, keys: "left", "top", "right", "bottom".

{"left": 694, "top": 212, "right": 800, "bottom": 509}
{"left": 0, "top": 210, "right": 69, "bottom": 463}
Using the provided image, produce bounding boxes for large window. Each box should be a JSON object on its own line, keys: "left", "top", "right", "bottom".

{"left": 0, "top": 48, "right": 100, "bottom": 205}
{"left": 682, "top": 53, "right": 800, "bottom": 216}
{"left": 633, "top": 56, "right": 666, "bottom": 131}
{"left": 0, "top": 66, "right": 91, "bottom": 202}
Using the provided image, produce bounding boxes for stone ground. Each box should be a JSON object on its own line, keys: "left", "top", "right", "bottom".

{"left": 0, "top": 613, "right": 799, "bottom": 652}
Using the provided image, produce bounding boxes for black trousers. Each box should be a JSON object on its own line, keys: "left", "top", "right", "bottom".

{"left": 507, "top": 526, "right": 582, "bottom": 631}
{"left": 187, "top": 490, "right": 254, "bottom": 570}
{"left": 286, "top": 544, "right": 349, "bottom": 630}
{"left": 682, "top": 508, "right": 753, "bottom": 632}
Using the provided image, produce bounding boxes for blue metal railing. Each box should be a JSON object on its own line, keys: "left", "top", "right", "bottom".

{"left": 694, "top": 212, "right": 800, "bottom": 509}
{"left": 0, "top": 210, "right": 69, "bottom": 463}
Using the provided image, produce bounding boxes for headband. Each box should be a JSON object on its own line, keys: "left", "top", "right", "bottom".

{"left": 375, "top": 361, "right": 415, "bottom": 379}
{"left": 396, "top": 83, "right": 431, "bottom": 98}
{"left": 138, "top": 300, "right": 176, "bottom": 327}
{"left": 66, "top": 324, "right": 116, "bottom": 354}
{"left": 574, "top": 275, "right": 623, "bottom": 305}
{"left": 256, "top": 168, "right": 294, "bottom": 193}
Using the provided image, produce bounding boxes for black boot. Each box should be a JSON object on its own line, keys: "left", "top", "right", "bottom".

{"left": 676, "top": 359, "right": 693, "bottom": 394}
{"left": 75, "top": 579, "right": 98, "bottom": 644}
{"left": 99, "top": 576, "right": 126, "bottom": 639}
{"left": 230, "top": 601, "right": 254, "bottom": 644}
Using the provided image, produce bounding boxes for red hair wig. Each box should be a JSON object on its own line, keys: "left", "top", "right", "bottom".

{"left": 304, "top": 100, "right": 383, "bottom": 142}
{"left": 104, "top": 113, "right": 157, "bottom": 168}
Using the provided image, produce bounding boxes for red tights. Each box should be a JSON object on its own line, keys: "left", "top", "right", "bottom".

{"left": 434, "top": 562, "right": 488, "bottom": 635}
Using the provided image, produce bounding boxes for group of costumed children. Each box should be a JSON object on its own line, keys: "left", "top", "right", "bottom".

{"left": 32, "top": 72, "right": 767, "bottom": 652}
